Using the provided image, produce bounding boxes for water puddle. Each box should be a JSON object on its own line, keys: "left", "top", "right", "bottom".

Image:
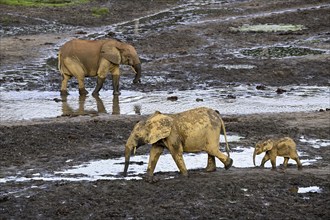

{"left": 299, "top": 136, "right": 330, "bottom": 149}
{"left": 1, "top": 85, "right": 328, "bottom": 121}
{"left": 212, "top": 64, "right": 256, "bottom": 70}
{"left": 230, "top": 24, "right": 306, "bottom": 33}
{"left": 0, "top": 147, "right": 317, "bottom": 183}
{"left": 297, "top": 186, "right": 322, "bottom": 193}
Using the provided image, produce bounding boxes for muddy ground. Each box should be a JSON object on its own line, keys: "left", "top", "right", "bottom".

{"left": 1, "top": 0, "right": 330, "bottom": 219}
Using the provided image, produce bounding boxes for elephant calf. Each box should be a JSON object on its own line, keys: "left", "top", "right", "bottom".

{"left": 58, "top": 39, "right": 141, "bottom": 96}
{"left": 253, "top": 137, "right": 302, "bottom": 170}
{"left": 123, "top": 107, "right": 233, "bottom": 182}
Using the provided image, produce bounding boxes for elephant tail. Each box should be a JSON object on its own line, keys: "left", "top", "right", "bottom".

{"left": 58, "top": 51, "right": 63, "bottom": 74}
{"left": 220, "top": 118, "right": 230, "bottom": 158}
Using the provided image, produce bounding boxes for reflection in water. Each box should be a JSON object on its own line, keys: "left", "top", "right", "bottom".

{"left": 61, "top": 95, "right": 120, "bottom": 116}
{"left": 112, "top": 95, "right": 120, "bottom": 115}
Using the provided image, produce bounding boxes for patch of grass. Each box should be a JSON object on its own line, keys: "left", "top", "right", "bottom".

{"left": 91, "top": 7, "right": 109, "bottom": 17}
{"left": 0, "top": 0, "right": 89, "bottom": 7}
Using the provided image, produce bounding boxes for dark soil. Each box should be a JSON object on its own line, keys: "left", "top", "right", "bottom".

{"left": 1, "top": 0, "right": 330, "bottom": 219}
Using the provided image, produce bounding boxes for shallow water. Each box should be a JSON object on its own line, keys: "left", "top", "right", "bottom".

{"left": 0, "top": 85, "right": 328, "bottom": 121}
{"left": 298, "top": 186, "right": 322, "bottom": 193}
{"left": 0, "top": 145, "right": 319, "bottom": 183}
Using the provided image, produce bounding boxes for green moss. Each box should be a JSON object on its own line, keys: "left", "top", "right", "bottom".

{"left": 0, "top": 0, "right": 89, "bottom": 7}
{"left": 91, "top": 7, "right": 109, "bottom": 17}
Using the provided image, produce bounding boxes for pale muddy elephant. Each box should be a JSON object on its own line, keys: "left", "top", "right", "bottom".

{"left": 253, "top": 137, "right": 302, "bottom": 170}
{"left": 58, "top": 39, "right": 141, "bottom": 96}
{"left": 123, "top": 107, "right": 233, "bottom": 182}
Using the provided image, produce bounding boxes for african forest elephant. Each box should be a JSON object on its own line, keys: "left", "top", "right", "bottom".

{"left": 253, "top": 137, "right": 302, "bottom": 170}
{"left": 123, "top": 107, "right": 233, "bottom": 182}
{"left": 58, "top": 39, "right": 141, "bottom": 96}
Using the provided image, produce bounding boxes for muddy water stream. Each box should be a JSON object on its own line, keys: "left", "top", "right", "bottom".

{"left": 1, "top": 85, "right": 328, "bottom": 121}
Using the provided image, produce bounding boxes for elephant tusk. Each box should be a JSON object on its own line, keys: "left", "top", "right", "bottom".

{"left": 130, "top": 66, "right": 137, "bottom": 74}
{"left": 133, "top": 146, "right": 137, "bottom": 155}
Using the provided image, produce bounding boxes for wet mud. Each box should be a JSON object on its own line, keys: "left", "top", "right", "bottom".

{"left": 1, "top": 0, "right": 330, "bottom": 219}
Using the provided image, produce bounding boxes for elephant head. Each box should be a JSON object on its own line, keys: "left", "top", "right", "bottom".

{"left": 101, "top": 41, "right": 141, "bottom": 83}
{"left": 119, "top": 44, "right": 141, "bottom": 84}
{"left": 253, "top": 139, "right": 273, "bottom": 166}
{"left": 123, "top": 112, "right": 173, "bottom": 176}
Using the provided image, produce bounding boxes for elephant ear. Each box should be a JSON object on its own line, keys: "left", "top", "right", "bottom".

{"left": 145, "top": 111, "right": 173, "bottom": 144}
{"left": 100, "top": 43, "right": 121, "bottom": 65}
{"left": 263, "top": 140, "right": 274, "bottom": 151}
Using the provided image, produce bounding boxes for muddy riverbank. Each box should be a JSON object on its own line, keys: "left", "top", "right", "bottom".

{"left": 1, "top": 0, "right": 330, "bottom": 219}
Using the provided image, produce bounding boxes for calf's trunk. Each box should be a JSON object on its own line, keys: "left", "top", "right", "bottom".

{"left": 253, "top": 149, "right": 257, "bottom": 166}
{"left": 123, "top": 147, "right": 132, "bottom": 176}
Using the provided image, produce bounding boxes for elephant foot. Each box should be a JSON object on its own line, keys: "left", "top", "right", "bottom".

{"left": 113, "top": 91, "right": 121, "bottom": 95}
{"left": 298, "top": 165, "right": 303, "bottom": 171}
{"left": 278, "top": 168, "right": 286, "bottom": 173}
{"left": 79, "top": 88, "right": 88, "bottom": 96}
{"left": 133, "top": 78, "right": 141, "bottom": 84}
{"left": 205, "top": 166, "right": 216, "bottom": 172}
{"left": 144, "top": 175, "right": 159, "bottom": 183}
{"left": 60, "top": 90, "right": 69, "bottom": 96}
{"left": 224, "top": 158, "right": 233, "bottom": 170}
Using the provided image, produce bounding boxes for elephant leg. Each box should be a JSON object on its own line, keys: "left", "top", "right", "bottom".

{"left": 283, "top": 157, "right": 289, "bottom": 168}
{"left": 60, "top": 74, "right": 71, "bottom": 96}
{"left": 92, "top": 77, "right": 106, "bottom": 97}
{"left": 293, "top": 156, "right": 303, "bottom": 170}
{"left": 112, "top": 75, "right": 121, "bottom": 95}
{"left": 270, "top": 157, "right": 277, "bottom": 170}
{"left": 260, "top": 154, "right": 270, "bottom": 168}
{"left": 146, "top": 144, "right": 164, "bottom": 182}
{"left": 77, "top": 77, "right": 88, "bottom": 96}
{"left": 205, "top": 154, "right": 216, "bottom": 172}
{"left": 168, "top": 148, "right": 188, "bottom": 176}
{"left": 63, "top": 58, "right": 87, "bottom": 95}
{"left": 207, "top": 148, "right": 232, "bottom": 170}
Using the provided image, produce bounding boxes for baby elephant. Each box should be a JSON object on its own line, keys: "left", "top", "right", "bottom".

{"left": 253, "top": 137, "right": 302, "bottom": 170}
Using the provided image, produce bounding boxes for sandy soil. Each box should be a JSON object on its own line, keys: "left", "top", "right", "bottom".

{"left": 1, "top": 0, "right": 330, "bottom": 219}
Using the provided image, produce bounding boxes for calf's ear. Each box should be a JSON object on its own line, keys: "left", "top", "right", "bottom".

{"left": 263, "top": 140, "right": 273, "bottom": 151}
{"left": 145, "top": 114, "right": 173, "bottom": 144}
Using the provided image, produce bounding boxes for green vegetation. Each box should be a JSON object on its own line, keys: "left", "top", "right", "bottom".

{"left": 91, "top": 7, "right": 109, "bottom": 17}
{"left": 0, "top": 0, "right": 89, "bottom": 7}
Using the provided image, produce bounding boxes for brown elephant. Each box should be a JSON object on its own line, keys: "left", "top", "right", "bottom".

{"left": 58, "top": 39, "right": 141, "bottom": 96}
{"left": 123, "top": 107, "right": 233, "bottom": 182}
{"left": 253, "top": 137, "right": 302, "bottom": 170}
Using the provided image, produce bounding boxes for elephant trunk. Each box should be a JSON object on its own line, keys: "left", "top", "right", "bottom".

{"left": 123, "top": 146, "right": 132, "bottom": 177}
{"left": 253, "top": 148, "right": 257, "bottom": 166}
{"left": 133, "top": 63, "right": 141, "bottom": 84}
